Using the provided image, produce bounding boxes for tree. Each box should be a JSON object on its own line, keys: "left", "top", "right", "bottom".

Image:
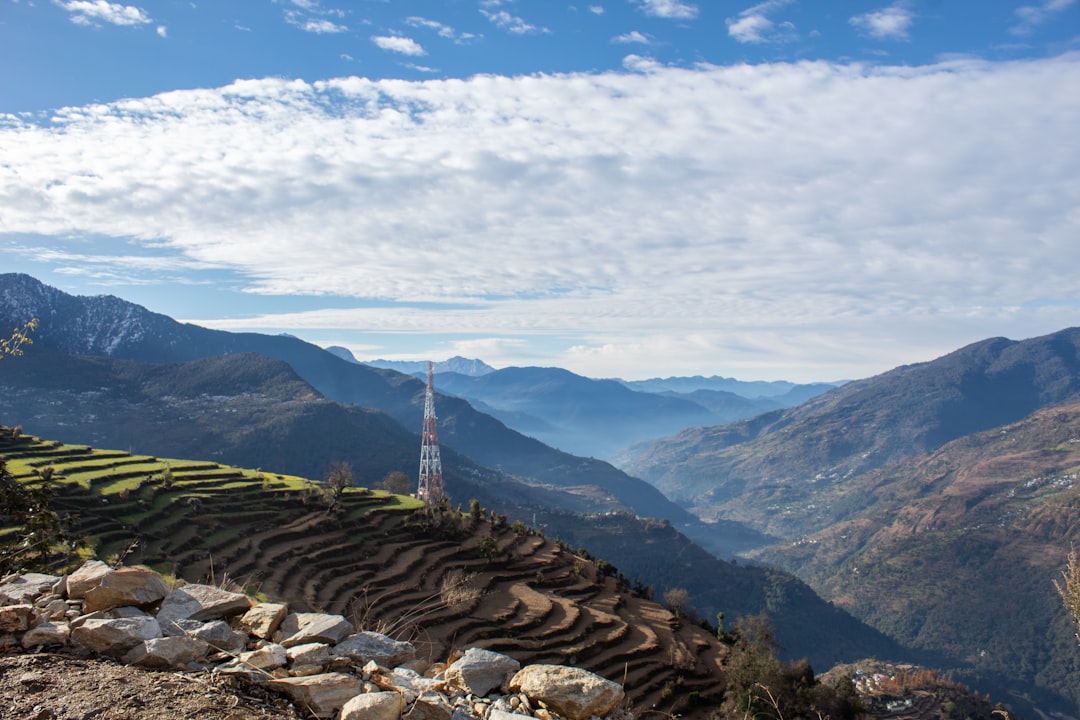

{"left": 0, "top": 461, "right": 82, "bottom": 575}
{"left": 663, "top": 587, "right": 691, "bottom": 619}
{"left": 0, "top": 318, "right": 39, "bottom": 360}
{"left": 326, "top": 462, "right": 355, "bottom": 501}
{"left": 1055, "top": 545, "right": 1080, "bottom": 645}
{"left": 381, "top": 470, "right": 413, "bottom": 496}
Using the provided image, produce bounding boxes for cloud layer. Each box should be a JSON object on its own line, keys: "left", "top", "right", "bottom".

{"left": 2, "top": 55, "right": 1078, "bottom": 379}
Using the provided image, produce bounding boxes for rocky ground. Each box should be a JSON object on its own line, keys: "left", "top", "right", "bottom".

{"left": 0, "top": 651, "right": 303, "bottom": 720}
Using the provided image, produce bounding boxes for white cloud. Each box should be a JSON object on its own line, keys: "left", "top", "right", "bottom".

{"left": 56, "top": 0, "right": 151, "bottom": 27}
{"left": 622, "top": 54, "right": 662, "bottom": 72}
{"left": 727, "top": 1, "right": 796, "bottom": 44}
{"left": 1011, "top": 0, "right": 1077, "bottom": 36}
{"left": 2, "top": 56, "right": 1078, "bottom": 381}
{"left": 632, "top": 0, "right": 698, "bottom": 20}
{"left": 282, "top": 1, "right": 347, "bottom": 34}
{"left": 156, "top": 25, "right": 166, "bottom": 38}
{"left": 372, "top": 35, "right": 426, "bottom": 56}
{"left": 589, "top": 5, "right": 605, "bottom": 15}
{"left": 405, "top": 16, "right": 478, "bottom": 44}
{"left": 301, "top": 18, "right": 347, "bottom": 34}
{"left": 481, "top": 9, "right": 547, "bottom": 34}
{"left": 613, "top": 30, "right": 650, "bottom": 44}
{"left": 850, "top": 3, "right": 915, "bottom": 40}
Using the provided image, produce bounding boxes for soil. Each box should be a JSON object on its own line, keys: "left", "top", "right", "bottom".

{"left": 0, "top": 652, "right": 305, "bottom": 720}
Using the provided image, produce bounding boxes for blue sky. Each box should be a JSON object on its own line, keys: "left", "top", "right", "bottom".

{"left": 1, "top": 0, "right": 1078, "bottom": 381}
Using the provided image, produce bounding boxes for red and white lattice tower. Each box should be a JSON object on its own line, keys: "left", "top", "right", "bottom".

{"left": 417, "top": 360, "right": 445, "bottom": 504}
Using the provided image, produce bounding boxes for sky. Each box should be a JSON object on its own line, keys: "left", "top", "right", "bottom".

{"left": 1, "top": 1, "right": 1078, "bottom": 382}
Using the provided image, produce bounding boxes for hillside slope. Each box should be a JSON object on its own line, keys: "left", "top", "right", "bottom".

{"left": 0, "top": 351, "right": 907, "bottom": 670}
{"left": 0, "top": 429, "right": 731, "bottom": 717}
{"left": 617, "top": 329, "right": 1080, "bottom": 714}
{"left": 753, "top": 401, "right": 1080, "bottom": 713}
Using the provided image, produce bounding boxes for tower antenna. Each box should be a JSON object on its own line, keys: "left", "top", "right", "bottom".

{"left": 417, "top": 360, "right": 445, "bottom": 504}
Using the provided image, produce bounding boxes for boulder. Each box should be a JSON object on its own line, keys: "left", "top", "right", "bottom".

{"left": 332, "top": 631, "right": 416, "bottom": 667}
{"left": 238, "top": 602, "right": 288, "bottom": 639}
{"left": 0, "top": 603, "right": 35, "bottom": 632}
{"left": 488, "top": 710, "right": 534, "bottom": 720}
{"left": 407, "top": 692, "right": 455, "bottom": 720}
{"left": 340, "top": 691, "right": 404, "bottom": 720}
{"left": 287, "top": 642, "right": 331, "bottom": 668}
{"left": 445, "top": 648, "right": 521, "bottom": 696}
{"left": 65, "top": 560, "right": 111, "bottom": 599}
{"left": 234, "top": 642, "right": 288, "bottom": 671}
{"left": 157, "top": 583, "right": 252, "bottom": 623}
{"left": 123, "top": 635, "right": 209, "bottom": 669}
{"left": 0, "top": 573, "right": 60, "bottom": 604}
{"left": 509, "top": 665, "right": 625, "bottom": 720}
{"left": 277, "top": 612, "right": 353, "bottom": 648}
{"left": 82, "top": 567, "right": 169, "bottom": 613}
{"left": 70, "top": 616, "right": 162, "bottom": 655}
{"left": 21, "top": 620, "right": 70, "bottom": 648}
{"left": 160, "top": 617, "right": 247, "bottom": 653}
{"left": 267, "top": 672, "right": 364, "bottom": 718}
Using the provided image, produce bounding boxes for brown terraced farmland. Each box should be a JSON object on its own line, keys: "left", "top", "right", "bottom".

{"left": 1, "top": 429, "right": 729, "bottom": 717}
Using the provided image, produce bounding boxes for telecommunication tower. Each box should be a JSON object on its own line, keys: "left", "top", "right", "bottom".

{"left": 417, "top": 360, "right": 445, "bottom": 504}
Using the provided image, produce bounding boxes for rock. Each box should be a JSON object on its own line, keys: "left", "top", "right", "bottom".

{"left": 65, "top": 560, "right": 111, "bottom": 599}
{"left": 509, "top": 665, "right": 625, "bottom": 720}
{"left": 70, "top": 616, "right": 162, "bottom": 655}
{"left": 408, "top": 692, "right": 455, "bottom": 720}
{"left": 82, "top": 567, "right": 169, "bottom": 613}
{"left": 340, "top": 690, "right": 405, "bottom": 720}
{"left": 0, "top": 573, "right": 61, "bottom": 604}
{"left": 332, "top": 631, "right": 416, "bottom": 667}
{"left": 0, "top": 603, "right": 36, "bottom": 632}
{"left": 238, "top": 602, "right": 288, "bottom": 639}
{"left": 446, "top": 647, "right": 521, "bottom": 696}
{"left": 278, "top": 612, "right": 353, "bottom": 647}
{"left": 488, "top": 710, "right": 533, "bottom": 720}
{"left": 233, "top": 642, "right": 288, "bottom": 671}
{"left": 157, "top": 583, "right": 252, "bottom": 623}
{"left": 40, "top": 598, "right": 68, "bottom": 620}
{"left": 291, "top": 663, "right": 326, "bottom": 677}
{"left": 267, "top": 672, "right": 364, "bottom": 718}
{"left": 21, "top": 621, "right": 70, "bottom": 648}
{"left": 287, "top": 642, "right": 331, "bottom": 667}
{"left": 123, "top": 635, "right": 209, "bottom": 668}
{"left": 160, "top": 617, "right": 248, "bottom": 653}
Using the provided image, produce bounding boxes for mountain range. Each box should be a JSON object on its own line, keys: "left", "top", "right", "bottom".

{"left": 359, "top": 358, "right": 836, "bottom": 460}
{"left": 617, "top": 328, "right": 1080, "bottom": 715}
{"left": 0, "top": 272, "right": 903, "bottom": 672}
{"left": 4, "top": 272, "right": 1080, "bottom": 715}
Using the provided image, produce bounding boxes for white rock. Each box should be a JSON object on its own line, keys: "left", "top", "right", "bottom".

{"left": 0, "top": 603, "right": 35, "bottom": 632}
{"left": 234, "top": 642, "right": 288, "bottom": 670}
{"left": 70, "top": 616, "right": 162, "bottom": 655}
{"left": 267, "top": 672, "right": 365, "bottom": 718}
{"left": 509, "top": 665, "right": 625, "bottom": 720}
{"left": 277, "top": 612, "right": 353, "bottom": 647}
{"left": 446, "top": 648, "right": 521, "bottom": 696}
{"left": 82, "top": 567, "right": 169, "bottom": 613}
{"left": 333, "top": 631, "right": 416, "bottom": 667}
{"left": 123, "top": 635, "right": 209, "bottom": 668}
{"left": 21, "top": 621, "right": 70, "bottom": 648}
{"left": 287, "top": 642, "right": 331, "bottom": 667}
{"left": 238, "top": 602, "right": 288, "bottom": 639}
{"left": 65, "top": 560, "right": 111, "bottom": 599}
{"left": 340, "top": 691, "right": 405, "bottom": 720}
{"left": 157, "top": 583, "right": 252, "bottom": 623}
{"left": 0, "top": 573, "right": 60, "bottom": 604}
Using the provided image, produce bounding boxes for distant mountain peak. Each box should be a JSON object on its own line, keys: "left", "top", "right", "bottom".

{"left": 363, "top": 356, "right": 496, "bottom": 377}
